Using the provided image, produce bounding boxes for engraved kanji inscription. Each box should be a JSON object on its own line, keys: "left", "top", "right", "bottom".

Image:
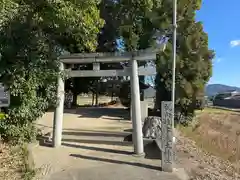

{"left": 161, "top": 101, "right": 173, "bottom": 171}
{"left": 164, "top": 147, "right": 173, "bottom": 163}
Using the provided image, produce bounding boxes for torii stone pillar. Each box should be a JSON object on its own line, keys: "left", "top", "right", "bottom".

{"left": 53, "top": 62, "right": 65, "bottom": 147}
{"left": 130, "top": 58, "right": 144, "bottom": 156}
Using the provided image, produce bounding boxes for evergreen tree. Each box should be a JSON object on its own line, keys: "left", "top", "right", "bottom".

{"left": 0, "top": 0, "right": 104, "bottom": 142}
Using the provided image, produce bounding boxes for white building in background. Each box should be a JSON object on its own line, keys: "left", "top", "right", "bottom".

{"left": 214, "top": 90, "right": 240, "bottom": 100}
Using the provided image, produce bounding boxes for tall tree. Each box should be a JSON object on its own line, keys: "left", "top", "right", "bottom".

{"left": 99, "top": 0, "right": 214, "bottom": 123}
{"left": 97, "top": 0, "right": 120, "bottom": 52}
{"left": 69, "top": 0, "right": 121, "bottom": 106}
{"left": 154, "top": 0, "right": 214, "bottom": 123}
{"left": 0, "top": 0, "right": 104, "bottom": 142}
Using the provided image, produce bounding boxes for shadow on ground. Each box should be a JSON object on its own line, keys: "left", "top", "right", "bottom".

{"left": 37, "top": 128, "right": 162, "bottom": 161}
{"left": 62, "top": 143, "right": 133, "bottom": 155}
{"left": 64, "top": 107, "right": 130, "bottom": 120}
{"left": 61, "top": 130, "right": 162, "bottom": 160}
{"left": 62, "top": 141, "right": 161, "bottom": 160}
{"left": 62, "top": 138, "right": 132, "bottom": 147}
{"left": 69, "top": 154, "right": 162, "bottom": 171}
{"left": 47, "top": 106, "right": 159, "bottom": 121}
{"left": 62, "top": 130, "right": 130, "bottom": 138}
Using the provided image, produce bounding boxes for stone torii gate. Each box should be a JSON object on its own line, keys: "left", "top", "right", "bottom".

{"left": 52, "top": 51, "right": 157, "bottom": 156}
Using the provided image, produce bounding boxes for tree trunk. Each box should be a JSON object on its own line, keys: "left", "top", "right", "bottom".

{"left": 154, "top": 90, "right": 161, "bottom": 110}
{"left": 92, "top": 91, "right": 95, "bottom": 106}
{"left": 95, "top": 81, "right": 100, "bottom": 106}
{"left": 72, "top": 93, "right": 78, "bottom": 107}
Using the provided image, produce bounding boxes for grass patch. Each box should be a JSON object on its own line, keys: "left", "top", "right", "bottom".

{"left": 178, "top": 108, "right": 240, "bottom": 162}
{"left": 195, "top": 107, "right": 232, "bottom": 114}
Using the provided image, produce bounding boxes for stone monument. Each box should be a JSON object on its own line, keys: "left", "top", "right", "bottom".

{"left": 161, "top": 101, "right": 174, "bottom": 172}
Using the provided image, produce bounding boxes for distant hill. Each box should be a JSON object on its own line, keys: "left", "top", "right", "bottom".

{"left": 205, "top": 84, "right": 240, "bottom": 97}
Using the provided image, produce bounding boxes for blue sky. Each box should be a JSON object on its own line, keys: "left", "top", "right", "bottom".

{"left": 197, "top": 0, "right": 240, "bottom": 87}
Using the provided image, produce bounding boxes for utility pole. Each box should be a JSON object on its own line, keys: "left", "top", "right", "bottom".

{"left": 161, "top": 0, "right": 177, "bottom": 172}
{"left": 171, "top": 0, "right": 177, "bottom": 128}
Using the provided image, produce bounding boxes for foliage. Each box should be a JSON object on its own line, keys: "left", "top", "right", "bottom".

{"left": 95, "top": 0, "right": 158, "bottom": 106}
{"left": 0, "top": 112, "right": 5, "bottom": 120}
{"left": 97, "top": 0, "right": 157, "bottom": 53}
{"left": 97, "top": 0, "right": 121, "bottom": 52}
{"left": 99, "top": 0, "right": 214, "bottom": 124}
{"left": 154, "top": 0, "right": 215, "bottom": 123}
{"left": 116, "top": 0, "right": 155, "bottom": 51}
{"left": 67, "top": 0, "right": 136, "bottom": 105}
{"left": 0, "top": 0, "right": 104, "bottom": 142}
{"left": 64, "top": 0, "right": 118, "bottom": 104}
{"left": 0, "top": 0, "right": 215, "bottom": 144}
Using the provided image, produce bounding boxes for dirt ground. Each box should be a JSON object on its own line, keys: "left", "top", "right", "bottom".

{"left": 0, "top": 143, "right": 35, "bottom": 180}
{"left": 177, "top": 108, "right": 240, "bottom": 180}
{"left": 0, "top": 144, "right": 22, "bottom": 180}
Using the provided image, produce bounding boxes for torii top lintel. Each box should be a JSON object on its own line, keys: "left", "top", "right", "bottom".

{"left": 59, "top": 51, "right": 157, "bottom": 64}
